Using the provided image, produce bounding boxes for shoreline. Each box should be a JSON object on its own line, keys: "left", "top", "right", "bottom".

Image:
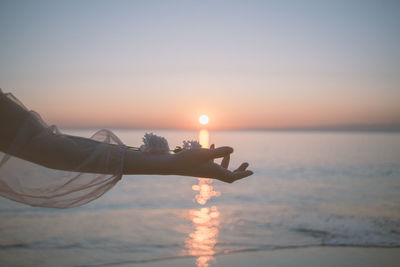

{"left": 132, "top": 246, "right": 400, "bottom": 267}
{"left": 82, "top": 245, "right": 400, "bottom": 267}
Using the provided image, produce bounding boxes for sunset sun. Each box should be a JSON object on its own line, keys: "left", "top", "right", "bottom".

{"left": 199, "top": 115, "right": 209, "bottom": 125}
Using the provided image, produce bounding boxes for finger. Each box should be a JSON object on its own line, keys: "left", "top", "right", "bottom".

{"left": 221, "top": 154, "right": 230, "bottom": 169}
{"left": 205, "top": 146, "right": 233, "bottom": 159}
{"left": 234, "top": 162, "right": 249, "bottom": 172}
{"left": 230, "top": 170, "right": 253, "bottom": 183}
{"left": 204, "top": 162, "right": 231, "bottom": 180}
{"left": 216, "top": 169, "right": 253, "bottom": 183}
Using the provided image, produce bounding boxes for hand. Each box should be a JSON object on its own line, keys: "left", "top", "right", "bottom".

{"left": 170, "top": 144, "right": 253, "bottom": 183}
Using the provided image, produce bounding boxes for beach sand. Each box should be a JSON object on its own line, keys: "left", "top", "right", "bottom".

{"left": 130, "top": 247, "right": 400, "bottom": 267}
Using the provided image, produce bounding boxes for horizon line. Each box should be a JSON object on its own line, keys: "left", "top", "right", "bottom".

{"left": 58, "top": 124, "right": 400, "bottom": 132}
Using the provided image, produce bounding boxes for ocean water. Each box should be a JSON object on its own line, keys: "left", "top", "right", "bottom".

{"left": 0, "top": 130, "right": 399, "bottom": 266}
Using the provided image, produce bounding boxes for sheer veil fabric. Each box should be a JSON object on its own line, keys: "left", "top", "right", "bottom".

{"left": 0, "top": 89, "right": 126, "bottom": 208}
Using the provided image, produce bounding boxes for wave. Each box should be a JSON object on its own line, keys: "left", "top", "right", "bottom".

{"left": 2, "top": 238, "right": 400, "bottom": 266}
{"left": 80, "top": 243, "right": 400, "bottom": 266}
{"left": 0, "top": 241, "right": 181, "bottom": 251}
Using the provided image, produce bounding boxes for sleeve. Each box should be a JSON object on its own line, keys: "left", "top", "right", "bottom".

{"left": 0, "top": 89, "right": 127, "bottom": 208}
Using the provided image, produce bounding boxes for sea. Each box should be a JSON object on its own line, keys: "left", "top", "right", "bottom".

{"left": 1, "top": 130, "right": 399, "bottom": 266}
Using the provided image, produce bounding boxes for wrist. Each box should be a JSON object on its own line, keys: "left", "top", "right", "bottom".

{"left": 123, "top": 150, "right": 176, "bottom": 175}
{"left": 155, "top": 153, "right": 176, "bottom": 175}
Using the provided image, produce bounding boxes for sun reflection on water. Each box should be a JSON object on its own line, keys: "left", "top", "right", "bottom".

{"left": 186, "top": 130, "right": 221, "bottom": 267}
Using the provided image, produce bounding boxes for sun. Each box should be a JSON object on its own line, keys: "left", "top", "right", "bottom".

{"left": 199, "top": 115, "right": 209, "bottom": 125}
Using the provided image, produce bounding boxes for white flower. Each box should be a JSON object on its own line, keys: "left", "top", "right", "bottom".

{"left": 140, "top": 133, "right": 170, "bottom": 154}
{"left": 182, "top": 140, "right": 202, "bottom": 150}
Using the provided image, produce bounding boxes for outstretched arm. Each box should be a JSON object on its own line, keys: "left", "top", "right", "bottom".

{"left": 0, "top": 90, "right": 253, "bottom": 183}
{"left": 123, "top": 144, "right": 253, "bottom": 183}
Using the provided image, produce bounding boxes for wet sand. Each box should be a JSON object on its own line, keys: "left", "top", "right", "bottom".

{"left": 131, "top": 247, "right": 400, "bottom": 267}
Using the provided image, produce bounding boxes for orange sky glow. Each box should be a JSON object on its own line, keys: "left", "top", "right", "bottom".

{"left": 1, "top": 1, "right": 399, "bottom": 131}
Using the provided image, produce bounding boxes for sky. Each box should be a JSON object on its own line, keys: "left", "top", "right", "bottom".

{"left": 1, "top": 0, "right": 399, "bottom": 130}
